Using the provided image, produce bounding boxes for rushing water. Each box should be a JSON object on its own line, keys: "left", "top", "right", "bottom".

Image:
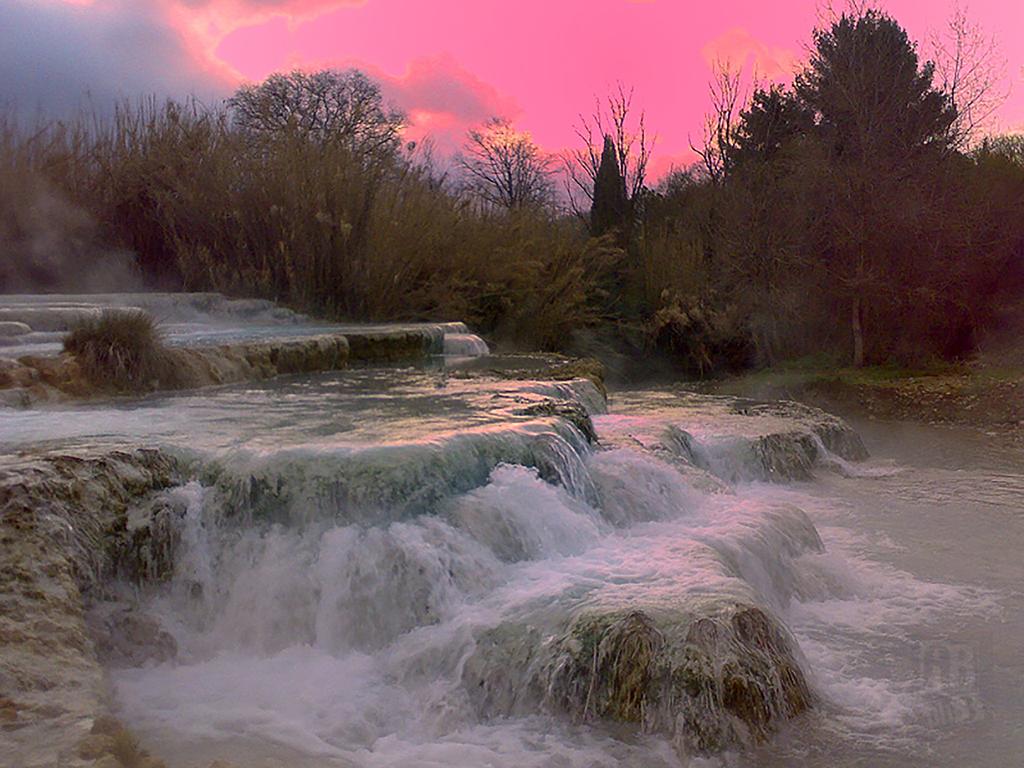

{"left": 3, "top": 370, "right": 1022, "bottom": 768}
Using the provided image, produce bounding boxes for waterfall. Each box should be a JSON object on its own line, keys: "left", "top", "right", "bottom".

{"left": 3, "top": 350, "right": 1001, "bottom": 768}
{"left": 91, "top": 385, "right": 884, "bottom": 766}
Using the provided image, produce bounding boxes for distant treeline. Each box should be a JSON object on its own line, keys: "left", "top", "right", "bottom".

{"left": 1, "top": 6, "right": 1022, "bottom": 371}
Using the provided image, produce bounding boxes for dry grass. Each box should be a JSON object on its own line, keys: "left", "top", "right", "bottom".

{"left": 2, "top": 101, "right": 620, "bottom": 351}
{"left": 63, "top": 310, "right": 180, "bottom": 392}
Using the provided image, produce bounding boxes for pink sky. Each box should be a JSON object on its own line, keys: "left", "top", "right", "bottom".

{"left": 65, "top": 0, "right": 1024, "bottom": 176}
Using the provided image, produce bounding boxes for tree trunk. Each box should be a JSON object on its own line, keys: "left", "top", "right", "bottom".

{"left": 851, "top": 296, "right": 865, "bottom": 368}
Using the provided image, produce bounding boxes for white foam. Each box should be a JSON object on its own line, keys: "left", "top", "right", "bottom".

{"left": 102, "top": 396, "right": 1015, "bottom": 766}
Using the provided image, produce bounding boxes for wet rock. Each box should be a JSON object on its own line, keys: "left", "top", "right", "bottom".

{"left": 0, "top": 387, "right": 32, "bottom": 408}
{"left": 0, "top": 306, "right": 111, "bottom": 332}
{"left": 732, "top": 399, "right": 868, "bottom": 462}
{"left": 1, "top": 333, "right": 354, "bottom": 405}
{"left": 112, "top": 494, "right": 188, "bottom": 584}
{"left": 71, "top": 713, "right": 166, "bottom": 768}
{"left": 462, "top": 502, "right": 821, "bottom": 759}
{"left": 453, "top": 354, "right": 608, "bottom": 399}
{"left": 77, "top": 733, "right": 118, "bottom": 760}
{"left": 0, "top": 321, "right": 31, "bottom": 337}
{"left": 557, "top": 605, "right": 808, "bottom": 751}
{"left": 0, "top": 449, "right": 181, "bottom": 766}
{"left": 86, "top": 605, "right": 178, "bottom": 667}
{"left": 602, "top": 391, "right": 868, "bottom": 484}
{"left": 0, "top": 696, "right": 18, "bottom": 723}
{"left": 465, "top": 599, "right": 810, "bottom": 758}
{"left": 513, "top": 399, "right": 598, "bottom": 444}
{"left": 0, "top": 358, "right": 39, "bottom": 389}
{"left": 345, "top": 329, "right": 438, "bottom": 361}
{"left": 752, "top": 432, "right": 818, "bottom": 481}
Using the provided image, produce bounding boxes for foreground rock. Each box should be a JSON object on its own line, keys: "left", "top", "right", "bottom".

{"left": 0, "top": 450, "right": 181, "bottom": 767}
{"left": 0, "top": 368, "right": 868, "bottom": 765}
{"left": 0, "top": 376, "right": 604, "bottom": 764}
{"left": 463, "top": 503, "right": 821, "bottom": 759}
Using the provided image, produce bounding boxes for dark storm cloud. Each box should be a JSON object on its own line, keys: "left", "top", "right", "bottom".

{"left": 0, "top": 0, "right": 229, "bottom": 120}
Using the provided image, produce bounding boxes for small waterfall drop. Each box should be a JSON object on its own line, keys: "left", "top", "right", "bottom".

{"left": 443, "top": 332, "right": 490, "bottom": 358}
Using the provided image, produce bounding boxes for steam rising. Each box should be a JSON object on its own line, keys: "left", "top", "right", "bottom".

{"left": 0, "top": 171, "right": 141, "bottom": 293}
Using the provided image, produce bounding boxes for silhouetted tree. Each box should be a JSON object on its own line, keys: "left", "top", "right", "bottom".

{"left": 976, "top": 134, "right": 1024, "bottom": 168}
{"left": 227, "top": 69, "right": 404, "bottom": 157}
{"left": 590, "top": 135, "right": 628, "bottom": 237}
{"left": 795, "top": 10, "right": 957, "bottom": 366}
{"left": 457, "top": 118, "right": 554, "bottom": 211}
{"left": 730, "top": 85, "right": 815, "bottom": 166}
{"left": 931, "top": 3, "right": 1007, "bottom": 149}
{"left": 795, "top": 10, "right": 956, "bottom": 164}
{"left": 565, "top": 84, "right": 652, "bottom": 227}
{"left": 692, "top": 60, "right": 743, "bottom": 183}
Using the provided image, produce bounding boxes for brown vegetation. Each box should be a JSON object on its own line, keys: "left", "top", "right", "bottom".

{"left": 63, "top": 310, "right": 181, "bottom": 392}
{"left": 1, "top": 90, "right": 617, "bottom": 352}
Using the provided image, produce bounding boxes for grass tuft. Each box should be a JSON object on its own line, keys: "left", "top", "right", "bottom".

{"left": 63, "top": 310, "right": 180, "bottom": 392}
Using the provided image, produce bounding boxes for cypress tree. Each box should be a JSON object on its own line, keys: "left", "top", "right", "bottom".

{"left": 590, "top": 135, "right": 628, "bottom": 237}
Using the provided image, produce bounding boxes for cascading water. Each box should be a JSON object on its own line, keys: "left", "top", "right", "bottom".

{"left": 442, "top": 333, "right": 490, "bottom": 358}
{"left": 2, "top": 363, "right": 1019, "bottom": 768}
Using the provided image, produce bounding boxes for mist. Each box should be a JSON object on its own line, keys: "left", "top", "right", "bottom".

{"left": 0, "top": 169, "right": 141, "bottom": 294}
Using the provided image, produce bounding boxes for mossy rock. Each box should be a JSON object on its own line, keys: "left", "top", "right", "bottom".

{"left": 466, "top": 601, "right": 811, "bottom": 758}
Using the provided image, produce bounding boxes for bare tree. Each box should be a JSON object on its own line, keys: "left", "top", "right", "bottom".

{"left": 815, "top": 0, "right": 873, "bottom": 27}
{"left": 564, "top": 84, "right": 653, "bottom": 220}
{"left": 690, "top": 60, "right": 744, "bottom": 184}
{"left": 931, "top": 3, "right": 1008, "bottom": 149}
{"left": 457, "top": 118, "right": 554, "bottom": 211}
{"left": 227, "top": 69, "right": 405, "bottom": 157}
{"left": 978, "top": 133, "right": 1024, "bottom": 166}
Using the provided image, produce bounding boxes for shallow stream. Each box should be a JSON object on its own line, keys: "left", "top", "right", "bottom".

{"left": 3, "top": 370, "right": 1021, "bottom": 768}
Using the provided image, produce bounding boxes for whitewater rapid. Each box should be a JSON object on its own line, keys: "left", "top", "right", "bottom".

{"left": 2, "top": 369, "right": 1019, "bottom": 768}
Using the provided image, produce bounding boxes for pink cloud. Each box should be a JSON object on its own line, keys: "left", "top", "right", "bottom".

{"left": 378, "top": 55, "right": 516, "bottom": 124}
{"left": 701, "top": 28, "right": 801, "bottom": 81}
{"left": 173, "top": 0, "right": 364, "bottom": 21}
{"left": 373, "top": 55, "right": 519, "bottom": 152}
{"left": 27, "top": 0, "right": 1024, "bottom": 180}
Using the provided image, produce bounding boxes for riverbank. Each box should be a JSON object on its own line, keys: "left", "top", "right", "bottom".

{"left": 0, "top": 293, "right": 491, "bottom": 406}
{"left": 699, "top": 364, "right": 1024, "bottom": 432}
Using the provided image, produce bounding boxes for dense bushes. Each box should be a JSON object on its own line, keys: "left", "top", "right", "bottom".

{"left": 1, "top": 98, "right": 618, "bottom": 351}
{"left": 635, "top": 10, "right": 1024, "bottom": 371}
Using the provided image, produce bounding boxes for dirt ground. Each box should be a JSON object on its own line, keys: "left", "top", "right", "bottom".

{"left": 699, "top": 365, "right": 1024, "bottom": 439}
